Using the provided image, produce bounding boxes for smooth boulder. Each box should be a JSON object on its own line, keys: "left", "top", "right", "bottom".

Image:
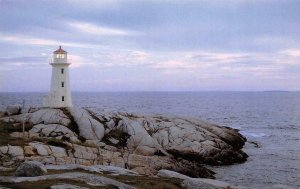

{"left": 14, "top": 161, "right": 47, "bottom": 177}
{"left": 5, "top": 105, "right": 21, "bottom": 116}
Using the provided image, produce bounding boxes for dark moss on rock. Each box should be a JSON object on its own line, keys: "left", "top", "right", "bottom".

{"left": 170, "top": 159, "right": 215, "bottom": 179}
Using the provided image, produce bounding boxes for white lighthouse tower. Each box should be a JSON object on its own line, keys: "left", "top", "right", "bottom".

{"left": 43, "top": 46, "right": 73, "bottom": 108}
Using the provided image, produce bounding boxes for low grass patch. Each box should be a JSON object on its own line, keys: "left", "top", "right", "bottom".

{"left": 0, "top": 169, "right": 14, "bottom": 176}
{"left": 107, "top": 174, "right": 183, "bottom": 189}
{"left": 0, "top": 121, "right": 73, "bottom": 148}
{"left": 0, "top": 179, "right": 116, "bottom": 189}
{"left": 0, "top": 121, "right": 30, "bottom": 146}
{"left": 0, "top": 132, "right": 29, "bottom": 146}
{"left": 1, "top": 162, "right": 184, "bottom": 189}
{"left": 47, "top": 169, "right": 183, "bottom": 189}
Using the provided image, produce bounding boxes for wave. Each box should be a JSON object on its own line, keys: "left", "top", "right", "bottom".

{"left": 240, "top": 131, "right": 268, "bottom": 138}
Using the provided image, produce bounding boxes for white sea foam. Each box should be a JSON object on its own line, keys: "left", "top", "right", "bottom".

{"left": 240, "top": 131, "right": 267, "bottom": 138}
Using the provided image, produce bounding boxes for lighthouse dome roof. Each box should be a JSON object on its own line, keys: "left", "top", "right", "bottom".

{"left": 54, "top": 46, "right": 67, "bottom": 54}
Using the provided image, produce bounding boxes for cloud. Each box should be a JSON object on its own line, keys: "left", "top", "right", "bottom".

{"left": 68, "top": 54, "right": 97, "bottom": 68}
{"left": 0, "top": 33, "right": 117, "bottom": 51}
{"left": 143, "top": 51, "right": 253, "bottom": 71}
{"left": 281, "top": 49, "right": 300, "bottom": 57}
{"left": 64, "top": 0, "right": 121, "bottom": 9}
{"left": 0, "top": 55, "right": 49, "bottom": 71}
{"left": 0, "top": 56, "right": 45, "bottom": 64}
{"left": 0, "top": 34, "right": 84, "bottom": 47}
{"left": 1, "top": 0, "right": 300, "bottom": 91}
{"left": 69, "top": 22, "right": 141, "bottom": 36}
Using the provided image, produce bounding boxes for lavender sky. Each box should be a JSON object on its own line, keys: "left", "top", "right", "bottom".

{"left": 0, "top": 0, "right": 300, "bottom": 92}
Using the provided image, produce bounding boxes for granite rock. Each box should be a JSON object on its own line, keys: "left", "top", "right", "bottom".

{"left": 50, "top": 184, "right": 89, "bottom": 189}
{"left": 5, "top": 105, "right": 21, "bottom": 116}
{"left": 1, "top": 106, "right": 248, "bottom": 179}
{"left": 67, "top": 107, "right": 105, "bottom": 141}
{"left": 29, "top": 124, "right": 77, "bottom": 139}
{"left": 28, "top": 109, "right": 71, "bottom": 126}
{"left": 0, "top": 172, "right": 135, "bottom": 189}
{"left": 157, "top": 169, "right": 250, "bottom": 189}
{"left": 14, "top": 161, "right": 47, "bottom": 177}
{"left": 2, "top": 108, "right": 70, "bottom": 126}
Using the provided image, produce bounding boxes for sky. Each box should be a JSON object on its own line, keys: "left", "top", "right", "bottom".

{"left": 0, "top": 0, "right": 300, "bottom": 92}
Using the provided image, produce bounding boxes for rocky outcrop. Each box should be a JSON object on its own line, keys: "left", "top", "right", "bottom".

{"left": 29, "top": 124, "right": 77, "bottom": 140}
{"left": 50, "top": 184, "right": 89, "bottom": 189}
{"left": 0, "top": 106, "right": 297, "bottom": 189}
{"left": 0, "top": 172, "right": 135, "bottom": 189}
{"left": 67, "top": 107, "right": 105, "bottom": 141}
{"left": 157, "top": 169, "right": 249, "bottom": 189}
{"left": 14, "top": 161, "right": 47, "bottom": 177}
{"left": 45, "top": 164, "right": 139, "bottom": 176}
{"left": 87, "top": 110, "right": 247, "bottom": 165}
{"left": 2, "top": 108, "right": 70, "bottom": 126}
{"left": 0, "top": 145, "right": 24, "bottom": 167}
{"left": 5, "top": 105, "right": 21, "bottom": 116}
{"left": 0, "top": 141, "right": 213, "bottom": 177}
{"left": 0, "top": 106, "right": 247, "bottom": 179}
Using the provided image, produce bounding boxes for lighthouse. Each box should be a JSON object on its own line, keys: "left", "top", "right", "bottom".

{"left": 43, "top": 46, "right": 73, "bottom": 108}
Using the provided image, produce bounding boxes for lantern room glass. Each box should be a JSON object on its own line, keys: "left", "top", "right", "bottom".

{"left": 56, "top": 54, "right": 65, "bottom": 58}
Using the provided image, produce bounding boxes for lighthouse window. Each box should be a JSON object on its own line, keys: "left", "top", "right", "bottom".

{"left": 56, "top": 54, "right": 64, "bottom": 58}
{"left": 61, "top": 82, "right": 64, "bottom": 87}
{"left": 61, "top": 68, "right": 64, "bottom": 74}
{"left": 62, "top": 96, "right": 65, "bottom": 102}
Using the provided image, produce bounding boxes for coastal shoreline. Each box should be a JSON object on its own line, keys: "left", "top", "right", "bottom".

{"left": 0, "top": 105, "right": 296, "bottom": 189}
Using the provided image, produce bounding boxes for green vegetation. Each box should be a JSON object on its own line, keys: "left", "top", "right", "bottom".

{"left": 48, "top": 169, "right": 182, "bottom": 189}
{"left": 1, "top": 180, "right": 117, "bottom": 189}
{"left": 0, "top": 120, "right": 96, "bottom": 149}
{"left": 0, "top": 169, "right": 14, "bottom": 176}
{"left": 0, "top": 121, "right": 29, "bottom": 146}
{"left": 107, "top": 174, "right": 182, "bottom": 189}
{"left": 0, "top": 169, "right": 183, "bottom": 189}
{"left": 0, "top": 121, "right": 73, "bottom": 149}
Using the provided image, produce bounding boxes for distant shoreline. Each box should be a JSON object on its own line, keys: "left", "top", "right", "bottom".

{"left": 0, "top": 90, "right": 297, "bottom": 93}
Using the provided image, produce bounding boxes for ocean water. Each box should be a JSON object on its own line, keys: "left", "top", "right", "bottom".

{"left": 0, "top": 92, "right": 299, "bottom": 188}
